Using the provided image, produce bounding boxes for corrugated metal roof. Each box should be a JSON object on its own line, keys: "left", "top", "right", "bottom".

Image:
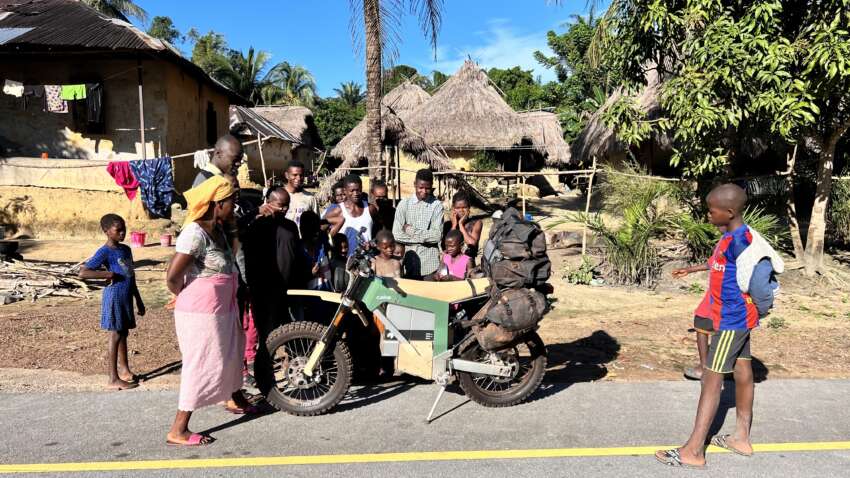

{"left": 229, "top": 106, "right": 302, "bottom": 144}
{"left": 0, "top": 26, "right": 31, "bottom": 44}
{"left": 0, "top": 0, "right": 246, "bottom": 103}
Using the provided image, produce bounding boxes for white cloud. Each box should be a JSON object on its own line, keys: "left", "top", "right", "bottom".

{"left": 417, "top": 19, "right": 556, "bottom": 82}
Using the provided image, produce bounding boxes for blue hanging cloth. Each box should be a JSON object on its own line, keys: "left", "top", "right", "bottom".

{"left": 129, "top": 157, "right": 174, "bottom": 218}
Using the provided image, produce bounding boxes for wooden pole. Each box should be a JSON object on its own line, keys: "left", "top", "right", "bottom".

{"left": 256, "top": 133, "right": 268, "bottom": 186}
{"left": 137, "top": 59, "right": 146, "bottom": 160}
{"left": 518, "top": 159, "right": 525, "bottom": 217}
{"left": 581, "top": 156, "right": 598, "bottom": 256}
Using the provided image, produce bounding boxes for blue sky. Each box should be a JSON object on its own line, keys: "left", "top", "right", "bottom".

{"left": 138, "top": 1, "right": 598, "bottom": 97}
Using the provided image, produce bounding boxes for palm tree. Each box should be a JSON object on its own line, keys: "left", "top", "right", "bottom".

{"left": 334, "top": 81, "right": 366, "bottom": 107}
{"left": 264, "top": 62, "right": 318, "bottom": 107}
{"left": 220, "top": 48, "right": 318, "bottom": 107}
{"left": 82, "top": 0, "right": 147, "bottom": 23}
{"left": 350, "top": 0, "right": 445, "bottom": 181}
{"left": 221, "top": 47, "right": 272, "bottom": 105}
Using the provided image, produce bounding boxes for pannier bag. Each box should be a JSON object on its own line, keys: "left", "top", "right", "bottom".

{"left": 485, "top": 288, "right": 548, "bottom": 332}
{"left": 482, "top": 207, "right": 551, "bottom": 289}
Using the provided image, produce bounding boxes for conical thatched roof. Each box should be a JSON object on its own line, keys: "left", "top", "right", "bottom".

{"left": 382, "top": 81, "right": 431, "bottom": 115}
{"left": 404, "top": 60, "right": 532, "bottom": 150}
{"left": 571, "top": 68, "right": 671, "bottom": 162}
{"left": 330, "top": 80, "right": 431, "bottom": 163}
{"left": 520, "top": 111, "right": 572, "bottom": 166}
{"left": 319, "top": 108, "right": 490, "bottom": 208}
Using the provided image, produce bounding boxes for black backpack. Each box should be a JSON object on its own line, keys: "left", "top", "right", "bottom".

{"left": 481, "top": 207, "right": 551, "bottom": 289}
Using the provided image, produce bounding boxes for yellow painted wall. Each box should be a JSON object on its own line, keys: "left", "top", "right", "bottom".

{"left": 164, "top": 62, "right": 233, "bottom": 191}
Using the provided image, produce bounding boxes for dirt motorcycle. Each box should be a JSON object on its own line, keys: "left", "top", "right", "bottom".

{"left": 262, "top": 236, "right": 550, "bottom": 421}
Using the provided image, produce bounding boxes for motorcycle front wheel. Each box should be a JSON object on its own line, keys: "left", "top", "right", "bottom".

{"left": 457, "top": 332, "right": 547, "bottom": 407}
{"left": 264, "top": 321, "right": 352, "bottom": 416}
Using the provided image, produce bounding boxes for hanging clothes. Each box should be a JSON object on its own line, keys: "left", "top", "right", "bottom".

{"left": 85, "top": 83, "right": 105, "bottom": 134}
{"left": 106, "top": 162, "right": 139, "bottom": 200}
{"left": 44, "top": 85, "right": 68, "bottom": 113}
{"left": 22, "top": 85, "right": 44, "bottom": 110}
{"left": 3, "top": 80, "right": 23, "bottom": 97}
{"left": 129, "top": 157, "right": 174, "bottom": 218}
{"left": 193, "top": 149, "right": 211, "bottom": 170}
{"left": 60, "top": 84, "right": 86, "bottom": 101}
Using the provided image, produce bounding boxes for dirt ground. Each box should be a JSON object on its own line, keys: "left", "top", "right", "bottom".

{"left": 2, "top": 228, "right": 849, "bottom": 393}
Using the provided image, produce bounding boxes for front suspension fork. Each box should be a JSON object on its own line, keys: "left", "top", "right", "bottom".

{"left": 302, "top": 298, "right": 356, "bottom": 376}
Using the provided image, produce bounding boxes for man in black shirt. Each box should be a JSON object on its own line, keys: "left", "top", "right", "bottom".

{"left": 243, "top": 186, "right": 303, "bottom": 395}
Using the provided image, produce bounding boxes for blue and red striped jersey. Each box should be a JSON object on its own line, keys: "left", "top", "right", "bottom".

{"left": 707, "top": 224, "right": 759, "bottom": 330}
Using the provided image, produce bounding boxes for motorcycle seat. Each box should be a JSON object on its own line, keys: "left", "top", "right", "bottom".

{"left": 393, "top": 277, "right": 490, "bottom": 303}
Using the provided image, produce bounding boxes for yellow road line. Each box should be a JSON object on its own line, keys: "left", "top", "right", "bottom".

{"left": 2, "top": 441, "right": 849, "bottom": 474}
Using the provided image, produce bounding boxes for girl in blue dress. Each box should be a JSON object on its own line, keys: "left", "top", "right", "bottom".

{"left": 80, "top": 214, "right": 145, "bottom": 390}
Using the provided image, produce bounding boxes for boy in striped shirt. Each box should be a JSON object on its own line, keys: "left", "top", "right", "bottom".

{"left": 657, "top": 184, "right": 782, "bottom": 468}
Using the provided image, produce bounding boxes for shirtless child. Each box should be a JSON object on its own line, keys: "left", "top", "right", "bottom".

{"left": 372, "top": 230, "right": 402, "bottom": 279}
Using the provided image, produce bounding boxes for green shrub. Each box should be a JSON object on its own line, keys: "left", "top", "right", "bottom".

{"left": 674, "top": 206, "right": 787, "bottom": 262}
{"left": 600, "top": 161, "right": 675, "bottom": 213}
{"left": 767, "top": 316, "right": 787, "bottom": 329}
{"left": 565, "top": 256, "right": 596, "bottom": 285}
{"left": 576, "top": 180, "right": 674, "bottom": 286}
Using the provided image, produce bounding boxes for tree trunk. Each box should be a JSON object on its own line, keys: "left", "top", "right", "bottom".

{"left": 803, "top": 137, "right": 837, "bottom": 275}
{"left": 784, "top": 145, "right": 805, "bottom": 260}
{"left": 363, "top": 0, "right": 384, "bottom": 182}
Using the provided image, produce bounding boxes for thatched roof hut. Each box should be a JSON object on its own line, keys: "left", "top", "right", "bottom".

{"left": 382, "top": 81, "right": 432, "bottom": 116}
{"left": 404, "top": 60, "right": 532, "bottom": 151}
{"left": 570, "top": 68, "right": 671, "bottom": 164}
{"left": 331, "top": 80, "right": 431, "bottom": 163}
{"left": 251, "top": 106, "right": 323, "bottom": 150}
{"left": 320, "top": 106, "right": 490, "bottom": 207}
{"left": 520, "top": 111, "right": 571, "bottom": 166}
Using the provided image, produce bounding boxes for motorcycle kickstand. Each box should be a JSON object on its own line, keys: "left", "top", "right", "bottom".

{"left": 425, "top": 385, "right": 447, "bottom": 424}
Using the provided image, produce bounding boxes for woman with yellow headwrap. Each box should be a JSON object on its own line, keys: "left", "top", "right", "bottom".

{"left": 165, "top": 176, "right": 258, "bottom": 446}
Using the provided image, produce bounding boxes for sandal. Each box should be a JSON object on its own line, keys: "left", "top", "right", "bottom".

{"left": 710, "top": 434, "right": 753, "bottom": 457}
{"left": 655, "top": 449, "right": 706, "bottom": 469}
{"left": 683, "top": 366, "right": 703, "bottom": 381}
{"left": 166, "top": 433, "right": 214, "bottom": 447}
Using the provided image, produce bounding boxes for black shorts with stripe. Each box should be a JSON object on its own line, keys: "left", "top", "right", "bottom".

{"left": 706, "top": 329, "right": 751, "bottom": 373}
{"left": 693, "top": 315, "right": 714, "bottom": 334}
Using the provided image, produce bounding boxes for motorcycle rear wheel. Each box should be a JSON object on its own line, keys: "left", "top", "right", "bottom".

{"left": 264, "top": 321, "right": 352, "bottom": 416}
{"left": 457, "top": 332, "right": 546, "bottom": 407}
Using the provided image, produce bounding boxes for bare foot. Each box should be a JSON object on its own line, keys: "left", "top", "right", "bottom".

{"left": 106, "top": 379, "right": 138, "bottom": 390}
{"left": 118, "top": 368, "right": 138, "bottom": 383}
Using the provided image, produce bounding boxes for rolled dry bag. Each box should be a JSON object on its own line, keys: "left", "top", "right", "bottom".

{"left": 485, "top": 288, "right": 548, "bottom": 332}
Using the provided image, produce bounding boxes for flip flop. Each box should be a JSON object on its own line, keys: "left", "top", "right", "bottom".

{"left": 711, "top": 434, "right": 753, "bottom": 457}
{"left": 655, "top": 449, "right": 706, "bottom": 469}
{"left": 683, "top": 367, "right": 703, "bottom": 381}
{"left": 166, "top": 433, "right": 214, "bottom": 447}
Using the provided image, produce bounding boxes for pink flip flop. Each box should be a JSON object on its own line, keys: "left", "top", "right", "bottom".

{"left": 166, "top": 433, "right": 214, "bottom": 447}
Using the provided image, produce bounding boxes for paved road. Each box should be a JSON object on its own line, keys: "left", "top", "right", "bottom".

{"left": 1, "top": 379, "right": 849, "bottom": 477}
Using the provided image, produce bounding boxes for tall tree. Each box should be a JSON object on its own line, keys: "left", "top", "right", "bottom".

{"left": 147, "top": 16, "right": 181, "bottom": 45}
{"left": 487, "top": 66, "right": 545, "bottom": 111}
{"left": 314, "top": 98, "right": 366, "bottom": 148}
{"left": 82, "top": 0, "right": 147, "bottom": 22}
{"left": 263, "top": 62, "right": 318, "bottom": 107}
{"left": 188, "top": 29, "right": 230, "bottom": 80}
{"left": 348, "top": 0, "right": 445, "bottom": 181}
{"left": 597, "top": 0, "right": 850, "bottom": 275}
{"left": 334, "top": 81, "right": 366, "bottom": 107}
{"left": 221, "top": 47, "right": 273, "bottom": 105}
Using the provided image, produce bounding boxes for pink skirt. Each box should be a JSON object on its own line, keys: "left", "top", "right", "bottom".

{"left": 174, "top": 272, "right": 245, "bottom": 412}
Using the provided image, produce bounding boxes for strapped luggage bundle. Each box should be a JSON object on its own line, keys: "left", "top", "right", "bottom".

{"left": 479, "top": 208, "right": 552, "bottom": 340}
